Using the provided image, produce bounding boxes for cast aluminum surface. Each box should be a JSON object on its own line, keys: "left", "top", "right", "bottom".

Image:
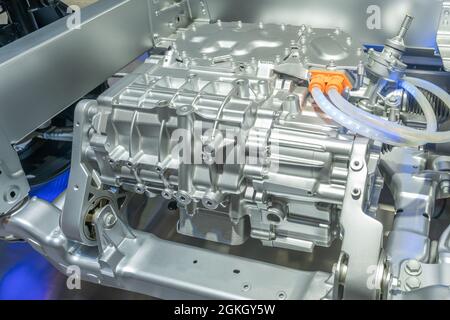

{"left": 194, "top": 0, "right": 443, "bottom": 49}
{"left": 173, "top": 22, "right": 363, "bottom": 75}
{"left": 62, "top": 21, "right": 380, "bottom": 256}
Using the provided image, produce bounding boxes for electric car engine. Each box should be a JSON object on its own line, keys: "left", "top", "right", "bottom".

{"left": 65, "top": 22, "right": 382, "bottom": 252}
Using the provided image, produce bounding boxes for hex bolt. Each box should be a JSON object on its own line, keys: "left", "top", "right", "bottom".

{"left": 405, "top": 259, "right": 422, "bottom": 276}
{"left": 103, "top": 213, "right": 117, "bottom": 229}
{"left": 405, "top": 277, "right": 421, "bottom": 291}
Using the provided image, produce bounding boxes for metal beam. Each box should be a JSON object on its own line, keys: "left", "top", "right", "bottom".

{"left": 0, "top": 0, "right": 153, "bottom": 143}
{"left": 0, "top": 198, "right": 332, "bottom": 300}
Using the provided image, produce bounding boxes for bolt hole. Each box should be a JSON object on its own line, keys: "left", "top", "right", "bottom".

{"left": 9, "top": 191, "right": 16, "bottom": 199}
{"left": 233, "top": 269, "right": 240, "bottom": 274}
{"left": 267, "top": 213, "right": 281, "bottom": 224}
{"left": 193, "top": 260, "right": 198, "bottom": 264}
{"left": 278, "top": 292, "right": 286, "bottom": 299}
{"left": 396, "top": 209, "right": 404, "bottom": 214}
{"left": 168, "top": 201, "right": 178, "bottom": 211}
{"left": 287, "top": 95, "right": 296, "bottom": 101}
{"left": 423, "top": 213, "right": 429, "bottom": 219}
{"left": 74, "top": 185, "right": 79, "bottom": 191}
{"left": 75, "top": 122, "right": 80, "bottom": 127}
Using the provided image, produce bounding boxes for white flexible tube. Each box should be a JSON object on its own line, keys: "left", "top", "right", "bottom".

{"left": 328, "top": 82, "right": 437, "bottom": 136}
{"left": 328, "top": 87, "right": 439, "bottom": 145}
{"left": 328, "top": 88, "right": 450, "bottom": 145}
{"left": 312, "top": 86, "right": 450, "bottom": 146}
{"left": 311, "top": 87, "right": 410, "bottom": 146}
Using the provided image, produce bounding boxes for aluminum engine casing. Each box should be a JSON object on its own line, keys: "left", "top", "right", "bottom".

{"left": 63, "top": 22, "right": 383, "bottom": 253}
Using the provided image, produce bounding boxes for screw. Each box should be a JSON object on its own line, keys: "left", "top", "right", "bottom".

{"left": 135, "top": 184, "right": 146, "bottom": 194}
{"left": 103, "top": 213, "right": 117, "bottom": 229}
{"left": 351, "top": 187, "right": 362, "bottom": 200}
{"left": 405, "top": 260, "right": 422, "bottom": 276}
{"left": 405, "top": 277, "right": 421, "bottom": 291}
{"left": 389, "top": 95, "right": 399, "bottom": 103}
{"left": 350, "top": 159, "right": 364, "bottom": 171}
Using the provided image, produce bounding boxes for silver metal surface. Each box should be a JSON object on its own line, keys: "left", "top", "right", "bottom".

{"left": 381, "top": 148, "right": 434, "bottom": 276}
{"left": 193, "top": 0, "right": 443, "bottom": 49}
{"left": 1, "top": 198, "right": 332, "bottom": 300}
{"left": 0, "top": 0, "right": 154, "bottom": 143}
{"left": 0, "top": 126, "right": 29, "bottom": 215}
{"left": 173, "top": 21, "right": 363, "bottom": 77}
{"left": 437, "top": 2, "right": 450, "bottom": 71}
{"left": 336, "top": 139, "right": 385, "bottom": 300}
{"left": 62, "top": 22, "right": 379, "bottom": 255}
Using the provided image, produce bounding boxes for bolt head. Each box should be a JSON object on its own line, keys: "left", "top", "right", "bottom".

{"left": 405, "top": 259, "right": 422, "bottom": 276}
{"left": 103, "top": 213, "right": 117, "bottom": 229}
{"left": 405, "top": 277, "right": 421, "bottom": 291}
{"left": 389, "top": 95, "right": 398, "bottom": 103}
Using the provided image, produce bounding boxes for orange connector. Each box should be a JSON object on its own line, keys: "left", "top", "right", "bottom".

{"left": 308, "top": 70, "right": 353, "bottom": 94}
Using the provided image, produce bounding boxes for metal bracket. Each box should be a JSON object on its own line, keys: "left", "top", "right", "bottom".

{"left": 0, "top": 126, "right": 29, "bottom": 215}
{"left": 336, "top": 138, "right": 385, "bottom": 299}
{"left": 93, "top": 204, "right": 138, "bottom": 277}
{"left": 437, "top": 2, "right": 450, "bottom": 71}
